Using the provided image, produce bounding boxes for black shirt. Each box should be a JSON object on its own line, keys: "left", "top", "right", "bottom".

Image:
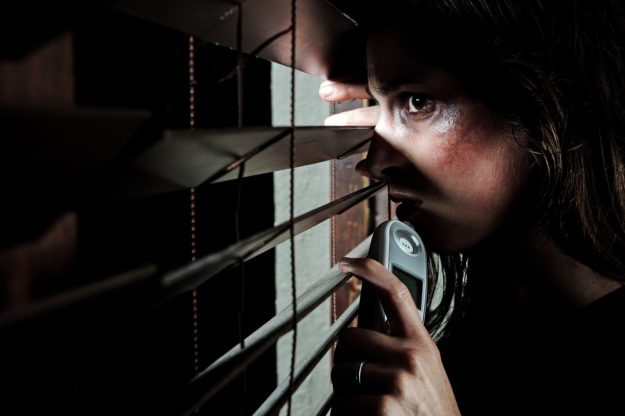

{"left": 439, "top": 284, "right": 625, "bottom": 415}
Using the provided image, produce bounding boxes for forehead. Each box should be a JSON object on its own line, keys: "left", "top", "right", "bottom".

{"left": 366, "top": 29, "right": 461, "bottom": 96}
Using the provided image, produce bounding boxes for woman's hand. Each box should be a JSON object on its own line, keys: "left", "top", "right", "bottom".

{"left": 318, "top": 81, "right": 380, "bottom": 126}
{"left": 331, "top": 257, "right": 461, "bottom": 415}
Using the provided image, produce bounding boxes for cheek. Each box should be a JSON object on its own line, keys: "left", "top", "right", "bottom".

{"left": 430, "top": 106, "right": 494, "bottom": 171}
{"left": 412, "top": 126, "right": 490, "bottom": 191}
{"left": 420, "top": 116, "right": 526, "bottom": 208}
{"left": 423, "top": 133, "right": 528, "bottom": 251}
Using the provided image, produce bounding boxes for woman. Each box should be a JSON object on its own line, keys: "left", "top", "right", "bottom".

{"left": 320, "top": 0, "right": 625, "bottom": 414}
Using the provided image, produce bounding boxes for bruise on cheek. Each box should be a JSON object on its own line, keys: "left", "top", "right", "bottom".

{"left": 430, "top": 125, "right": 482, "bottom": 175}
{"left": 430, "top": 103, "right": 503, "bottom": 175}
{"left": 432, "top": 102, "right": 462, "bottom": 134}
{"left": 436, "top": 111, "right": 529, "bottom": 214}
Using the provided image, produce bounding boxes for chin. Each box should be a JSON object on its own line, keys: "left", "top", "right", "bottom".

{"left": 397, "top": 203, "right": 491, "bottom": 253}
{"left": 403, "top": 215, "right": 485, "bottom": 254}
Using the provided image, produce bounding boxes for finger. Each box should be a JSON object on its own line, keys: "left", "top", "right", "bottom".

{"left": 332, "top": 360, "right": 409, "bottom": 395}
{"left": 331, "top": 394, "right": 399, "bottom": 416}
{"left": 340, "top": 257, "right": 425, "bottom": 338}
{"left": 324, "top": 106, "right": 379, "bottom": 126}
{"left": 319, "top": 80, "right": 372, "bottom": 102}
{"left": 334, "top": 327, "right": 399, "bottom": 364}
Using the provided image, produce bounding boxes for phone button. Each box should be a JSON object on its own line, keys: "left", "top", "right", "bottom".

{"left": 394, "top": 229, "right": 420, "bottom": 256}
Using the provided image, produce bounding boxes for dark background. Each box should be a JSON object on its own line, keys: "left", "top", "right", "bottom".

{"left": 0, "top": 5, "right": 277, "bottom": 415}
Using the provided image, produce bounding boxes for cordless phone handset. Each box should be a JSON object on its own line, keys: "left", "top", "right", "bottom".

{"left": 358, "top": 220, "right": 428, "bottom": 333}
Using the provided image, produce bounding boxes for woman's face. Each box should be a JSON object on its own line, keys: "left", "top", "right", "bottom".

{"left": 358, "top": 29, "right": 530, "bottom": 252}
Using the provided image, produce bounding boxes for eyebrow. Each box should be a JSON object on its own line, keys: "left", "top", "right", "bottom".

{"left": 367, "top": 81, "right": 418, "bottom": 98}
{"left": 367, "top": 83, "right": 395, "bottom": 98}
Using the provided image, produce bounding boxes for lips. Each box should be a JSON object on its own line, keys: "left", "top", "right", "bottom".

{"left": 388, "top": 188, "right": 423, "bottom": 221}
{"left": 388, "top": 188, "right": 422, "bottom": 205}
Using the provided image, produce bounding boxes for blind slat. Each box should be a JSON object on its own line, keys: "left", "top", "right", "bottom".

{"left": 111, "top": 0, "right": 364, "bottom": 79}
{"left": 161, "top": 183, "right": 383, "bottom": 297}
{"left": 253, "top": 298, "right": 360, "bottom": 416}
{"left": 167, "top": 236, "right": 371, "bottom": 416}
{"left": 0, "top": 265, "right": 158, "bottom": 329}
{"left": 0, "top": 184, "right": 379, "bottom": 331}
{"left": 133, "top": 126, "right": 371, "bottom": 190}
{"left": 312, "top": 390, "right": 334, "bottom": 416}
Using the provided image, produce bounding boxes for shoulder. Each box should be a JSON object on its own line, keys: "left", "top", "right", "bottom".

{"left": 438, "top": 283, "right": 625, "bottom": 415}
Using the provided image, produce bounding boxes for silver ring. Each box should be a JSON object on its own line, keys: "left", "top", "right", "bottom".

{"left": 356, "top": 360, "right": 366, "bottom": 387}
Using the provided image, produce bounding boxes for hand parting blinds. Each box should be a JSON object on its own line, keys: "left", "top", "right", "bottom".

{"left": 0, "top": 1, "right": 381, "bottom": 415}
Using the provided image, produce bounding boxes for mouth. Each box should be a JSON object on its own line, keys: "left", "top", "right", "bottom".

{"left": 388, "top": 188, "right": 424, "bottom": 221}
{"left": 388, "top": 188, "right": 422, "bottom": 205}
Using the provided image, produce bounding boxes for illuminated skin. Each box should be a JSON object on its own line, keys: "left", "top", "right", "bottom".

{"left": 320, "top": 28, "right": 624, "bottom": 416}
{"left": 357, "top": 29, "right": 530, "bottom": 252}
{"left": 319, "top": 28, "right": 532, "bottom": 416}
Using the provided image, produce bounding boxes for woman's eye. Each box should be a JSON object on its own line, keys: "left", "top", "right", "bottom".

{"left": 405, "top": 93, "right": 435, "bottom": 116}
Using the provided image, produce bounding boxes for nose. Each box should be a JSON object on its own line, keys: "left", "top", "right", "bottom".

{"left": 356, "top": 130, "right": 408, "bottom": 181}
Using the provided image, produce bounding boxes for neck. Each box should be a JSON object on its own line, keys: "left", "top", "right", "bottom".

{"left": 485, "top": 232, "right": 624, "bottom": 311}
{"left": 523, "top": 235, "right": 623, "bottom": 307}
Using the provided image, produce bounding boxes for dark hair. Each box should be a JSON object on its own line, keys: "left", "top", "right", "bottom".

{"left": 354, "top": 0, "right": 625, "bottom": 338}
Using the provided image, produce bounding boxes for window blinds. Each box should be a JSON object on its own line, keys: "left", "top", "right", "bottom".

{"left": 0, "top": 0, "right": 377, "bottom": 414}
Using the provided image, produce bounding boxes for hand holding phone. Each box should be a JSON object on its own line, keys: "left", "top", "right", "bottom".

{"left": 359, "top": 220, "right": 427, "bottom": 332}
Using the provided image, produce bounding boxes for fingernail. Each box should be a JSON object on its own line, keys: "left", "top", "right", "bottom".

{"left": 319, "top": 83, "right": 337, "bottom": 98}
{"left": 338, "top": 257, "right": 353, "bottom": 273}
